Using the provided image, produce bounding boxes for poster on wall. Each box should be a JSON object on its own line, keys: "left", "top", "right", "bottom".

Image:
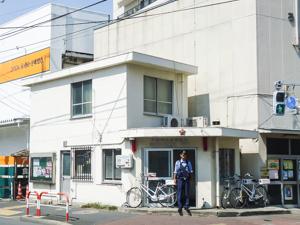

{"left": 30, "top": 155, "right": 55, "bottom": 183}
{"left": 283, "top": 160, "right": 293, "bottom": 170}
{"left": 283, "top": 170, "right": 288, "bottom": 180}
{"left": 268, "top": 159, "right": 280, "bottom": 170}
{"left": 269, "top": 169, "right": 279, "bottom": 179}
{"left": 284, "top": 185, "right": 293, "bottom": 200}
{"left": 288, "top": 170, "right": 294, "bottom": 179}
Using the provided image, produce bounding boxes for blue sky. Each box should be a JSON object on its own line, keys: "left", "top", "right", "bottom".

{"left": 0, "top": 0, "right": 112, "bottom": 24}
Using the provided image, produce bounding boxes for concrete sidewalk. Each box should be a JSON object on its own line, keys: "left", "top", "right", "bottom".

{"left": 118, "top": 206, "right": 291, "bottom": 217}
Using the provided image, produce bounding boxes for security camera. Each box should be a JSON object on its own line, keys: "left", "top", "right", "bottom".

{"left": 274, "top": 80, "right": 283, "bottom": 90}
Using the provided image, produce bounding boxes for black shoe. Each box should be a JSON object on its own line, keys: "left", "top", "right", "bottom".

{"left": 184, "top": 208, "right": 192, "bottom": 216}
{"left": 178, "top": 208, "right": 183, "bottom": 216}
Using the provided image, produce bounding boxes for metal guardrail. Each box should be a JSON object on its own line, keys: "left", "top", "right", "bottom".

{"left": 26, "top": 191, "right": 70, "bottom": 222}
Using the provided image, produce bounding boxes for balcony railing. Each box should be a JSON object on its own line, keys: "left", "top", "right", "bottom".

{"left": 118, "top": 0, "right": 158, "bottom": 18}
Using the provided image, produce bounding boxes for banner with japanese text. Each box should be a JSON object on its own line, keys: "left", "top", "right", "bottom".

{"left": 0, "top": 47, "right": 50, "bottom": 83}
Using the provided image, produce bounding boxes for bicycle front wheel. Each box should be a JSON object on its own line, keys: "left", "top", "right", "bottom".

{"left": 126, "top": 187, "right": 142, "bottom": 208}
{"left": 157, "top": 185, "right": 177, "bottom": 207}
{"left": 221, "top": 189, "right": 231, "bottom": 209}
{"left": 255, "top": 185, "right": 269, "bottom": 207}
{"left": 229, "top": 188, "right": 247, "bottom": 209}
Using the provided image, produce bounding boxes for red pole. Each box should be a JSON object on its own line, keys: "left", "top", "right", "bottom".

{"left": 36, "top": 195, "right": 40, "bottom": 216}
{"left": 58, "top": 192, "right": 69, "bottom": 222}
{"left": 37, "top": 192, "right": 48, "bottom": 217}
{"left": 26, "top": 191, "right": 31, "bottom": 216}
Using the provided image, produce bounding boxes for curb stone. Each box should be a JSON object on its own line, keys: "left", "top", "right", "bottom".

{"left": 118, "top": 207, "right": 292, "bottom": 218}
{"left": 20, "top": 215, "right": 69, "bottom": 225}
{"left": 238, "top": 210, "right": 291, "bottom": 217}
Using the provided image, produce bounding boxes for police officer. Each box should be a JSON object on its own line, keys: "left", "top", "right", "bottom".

{"left": 173, "top": 150, "right": 193, "bottom": 215}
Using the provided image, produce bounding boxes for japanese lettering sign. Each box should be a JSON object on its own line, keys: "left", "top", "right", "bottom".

{"left": 0, "top": 48, "right": 50, "bottom": 83}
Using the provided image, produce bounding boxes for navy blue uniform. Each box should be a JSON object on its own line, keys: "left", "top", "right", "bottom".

{"left": 174, "top": 159, "right": 193, "bottom": 209}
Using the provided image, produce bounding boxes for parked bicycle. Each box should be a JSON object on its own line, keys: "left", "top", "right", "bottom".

{"left": 126, "top": 174, "right": 177, "bottom": 208}
{"left": 229, "top": 173, "right": 269, "bottom": 208}
{"left": 220, "top": 174, "right": 240, "bottom": 208}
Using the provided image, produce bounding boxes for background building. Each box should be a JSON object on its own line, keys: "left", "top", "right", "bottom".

{"left": 93, "top": 0, "right": 300, "bottom": 206}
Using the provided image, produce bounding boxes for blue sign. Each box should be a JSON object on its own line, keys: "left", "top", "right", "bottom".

{"left": 286, "top": 96, "right": 297, "bottom": 109}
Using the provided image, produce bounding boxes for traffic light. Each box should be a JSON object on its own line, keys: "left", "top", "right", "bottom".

{"left": 273, "top": 91, "right": 286, "bottom": 115}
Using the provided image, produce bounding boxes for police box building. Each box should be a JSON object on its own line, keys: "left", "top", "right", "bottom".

{"left": 24, "top": 51, "right": 257, "bottom": 207}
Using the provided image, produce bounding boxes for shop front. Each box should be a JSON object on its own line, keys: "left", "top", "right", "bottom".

{"left": 266, "top": 137, "right": 300, "bottom": 206}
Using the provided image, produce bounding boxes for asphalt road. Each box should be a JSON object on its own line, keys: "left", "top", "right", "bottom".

{"left": 0, "top": 200, "right": 300, "bottom": 225}
{"left": 96, "top": 214, "right": 300, "bottom": 225}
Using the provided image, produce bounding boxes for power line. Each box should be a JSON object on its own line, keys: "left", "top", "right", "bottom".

{"left": 0, "top": 99, "right": 29, "bottom": 116}
{"left": 0, "top": 0, "right": 61, "bottom": 18}
{"left": 0, "top": 89, "right": 30, "bottom": 109}
{"left": 0, "top": 0, "right": 239, "bottom": 55}
{"left": 0, "top": 20, "right": 107, "bottom": 29}
{"left": 0, "top": 22, "right": 106, "bottom": 55}
{"left": 0, "top": 0, "right": 109, "bottom": 40}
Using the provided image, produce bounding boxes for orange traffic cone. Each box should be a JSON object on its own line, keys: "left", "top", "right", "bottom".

{"left": 16, "top": 182, "right": 23, "bottom": 200}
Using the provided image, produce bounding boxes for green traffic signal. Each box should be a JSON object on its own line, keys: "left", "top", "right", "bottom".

{"left": 276, "top": 104, "right": 285, "bottom": 115}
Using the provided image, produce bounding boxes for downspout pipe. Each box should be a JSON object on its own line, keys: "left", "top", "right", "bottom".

{"left": 215, "top": 137, "right": 220, "bottom": 207}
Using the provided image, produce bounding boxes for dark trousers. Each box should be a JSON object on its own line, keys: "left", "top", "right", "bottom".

{"left": 177, "top": 178, "right": 190, "bottom": 209}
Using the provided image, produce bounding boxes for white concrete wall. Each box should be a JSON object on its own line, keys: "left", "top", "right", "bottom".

{"left": 256, "top": 0, "right": 300, "bottom": 130}
{"left": 95, "top": 0, "right": 258, "bottom": 130}
{"left": 29, "top": 62, "right": 188, "bottom": 201}
{"left": 127, "top": 64, "right": 188, "bottom": 128}
{"left": 30, "top": 65, "right": 128, "bottom": 156}
{"left": 0, "top": 124, "right": 29, "bottom": 155}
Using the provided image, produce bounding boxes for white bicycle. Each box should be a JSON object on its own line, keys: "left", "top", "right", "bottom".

{"left": 126, "top": 174, "right": 177, "bottom": 208}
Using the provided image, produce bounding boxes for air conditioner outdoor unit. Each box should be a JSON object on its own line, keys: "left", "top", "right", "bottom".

{"left": 187, "top": 116, "right": 208, "bottom": 128}
{"left": 162, "top": 115, "right": 181, "bottom": 127}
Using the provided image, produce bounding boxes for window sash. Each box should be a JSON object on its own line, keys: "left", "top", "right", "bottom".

{"left": 71, "top": 80, "right": 92, "bottom": 117}
{"left": 144, "top": 76, "right": 173, "bottom": 115}
{"left": 104, "top": 149, "right": 121, "bottom": 181}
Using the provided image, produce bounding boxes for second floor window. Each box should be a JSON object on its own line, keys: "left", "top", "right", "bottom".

{"left": 71, "top": 80, "right": 92, "bottom": 117}
{"left": 144, "top": 76, "right": 173, "bottom": 115}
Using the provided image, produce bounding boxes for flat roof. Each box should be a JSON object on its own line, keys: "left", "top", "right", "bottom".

{"left": 23, "top": 52, "right": 198, "bottom": 86}
{"left": 121, "top": 127, "right": 258, "bottom": 139}
{"left": 259, "top": 128, "right": 300, "bottom": 135}
{"left": 0, "top": 118, "right": 29, "bottom": 128}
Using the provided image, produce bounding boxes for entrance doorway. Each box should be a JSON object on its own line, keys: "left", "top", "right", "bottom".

{"left": 60, "top": 151, "right": 71, "bottom": 196}
{"left": 144, "top": 148, "right": 196, "bottom": 207}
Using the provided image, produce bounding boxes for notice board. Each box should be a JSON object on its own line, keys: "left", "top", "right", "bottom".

{"left": 30, "top": 153, "right": 55, "bottom": 183}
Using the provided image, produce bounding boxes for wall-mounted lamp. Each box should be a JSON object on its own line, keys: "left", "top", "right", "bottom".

{"left": 129, "top": 138, "right": 137, "bottom": 153}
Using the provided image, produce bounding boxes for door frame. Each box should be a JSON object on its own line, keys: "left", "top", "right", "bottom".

{"left": 60, "top": 150, "right": 71, "bottom": 195}
{"left": 144, "top": 147, "right": 197, "bottom": 206}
